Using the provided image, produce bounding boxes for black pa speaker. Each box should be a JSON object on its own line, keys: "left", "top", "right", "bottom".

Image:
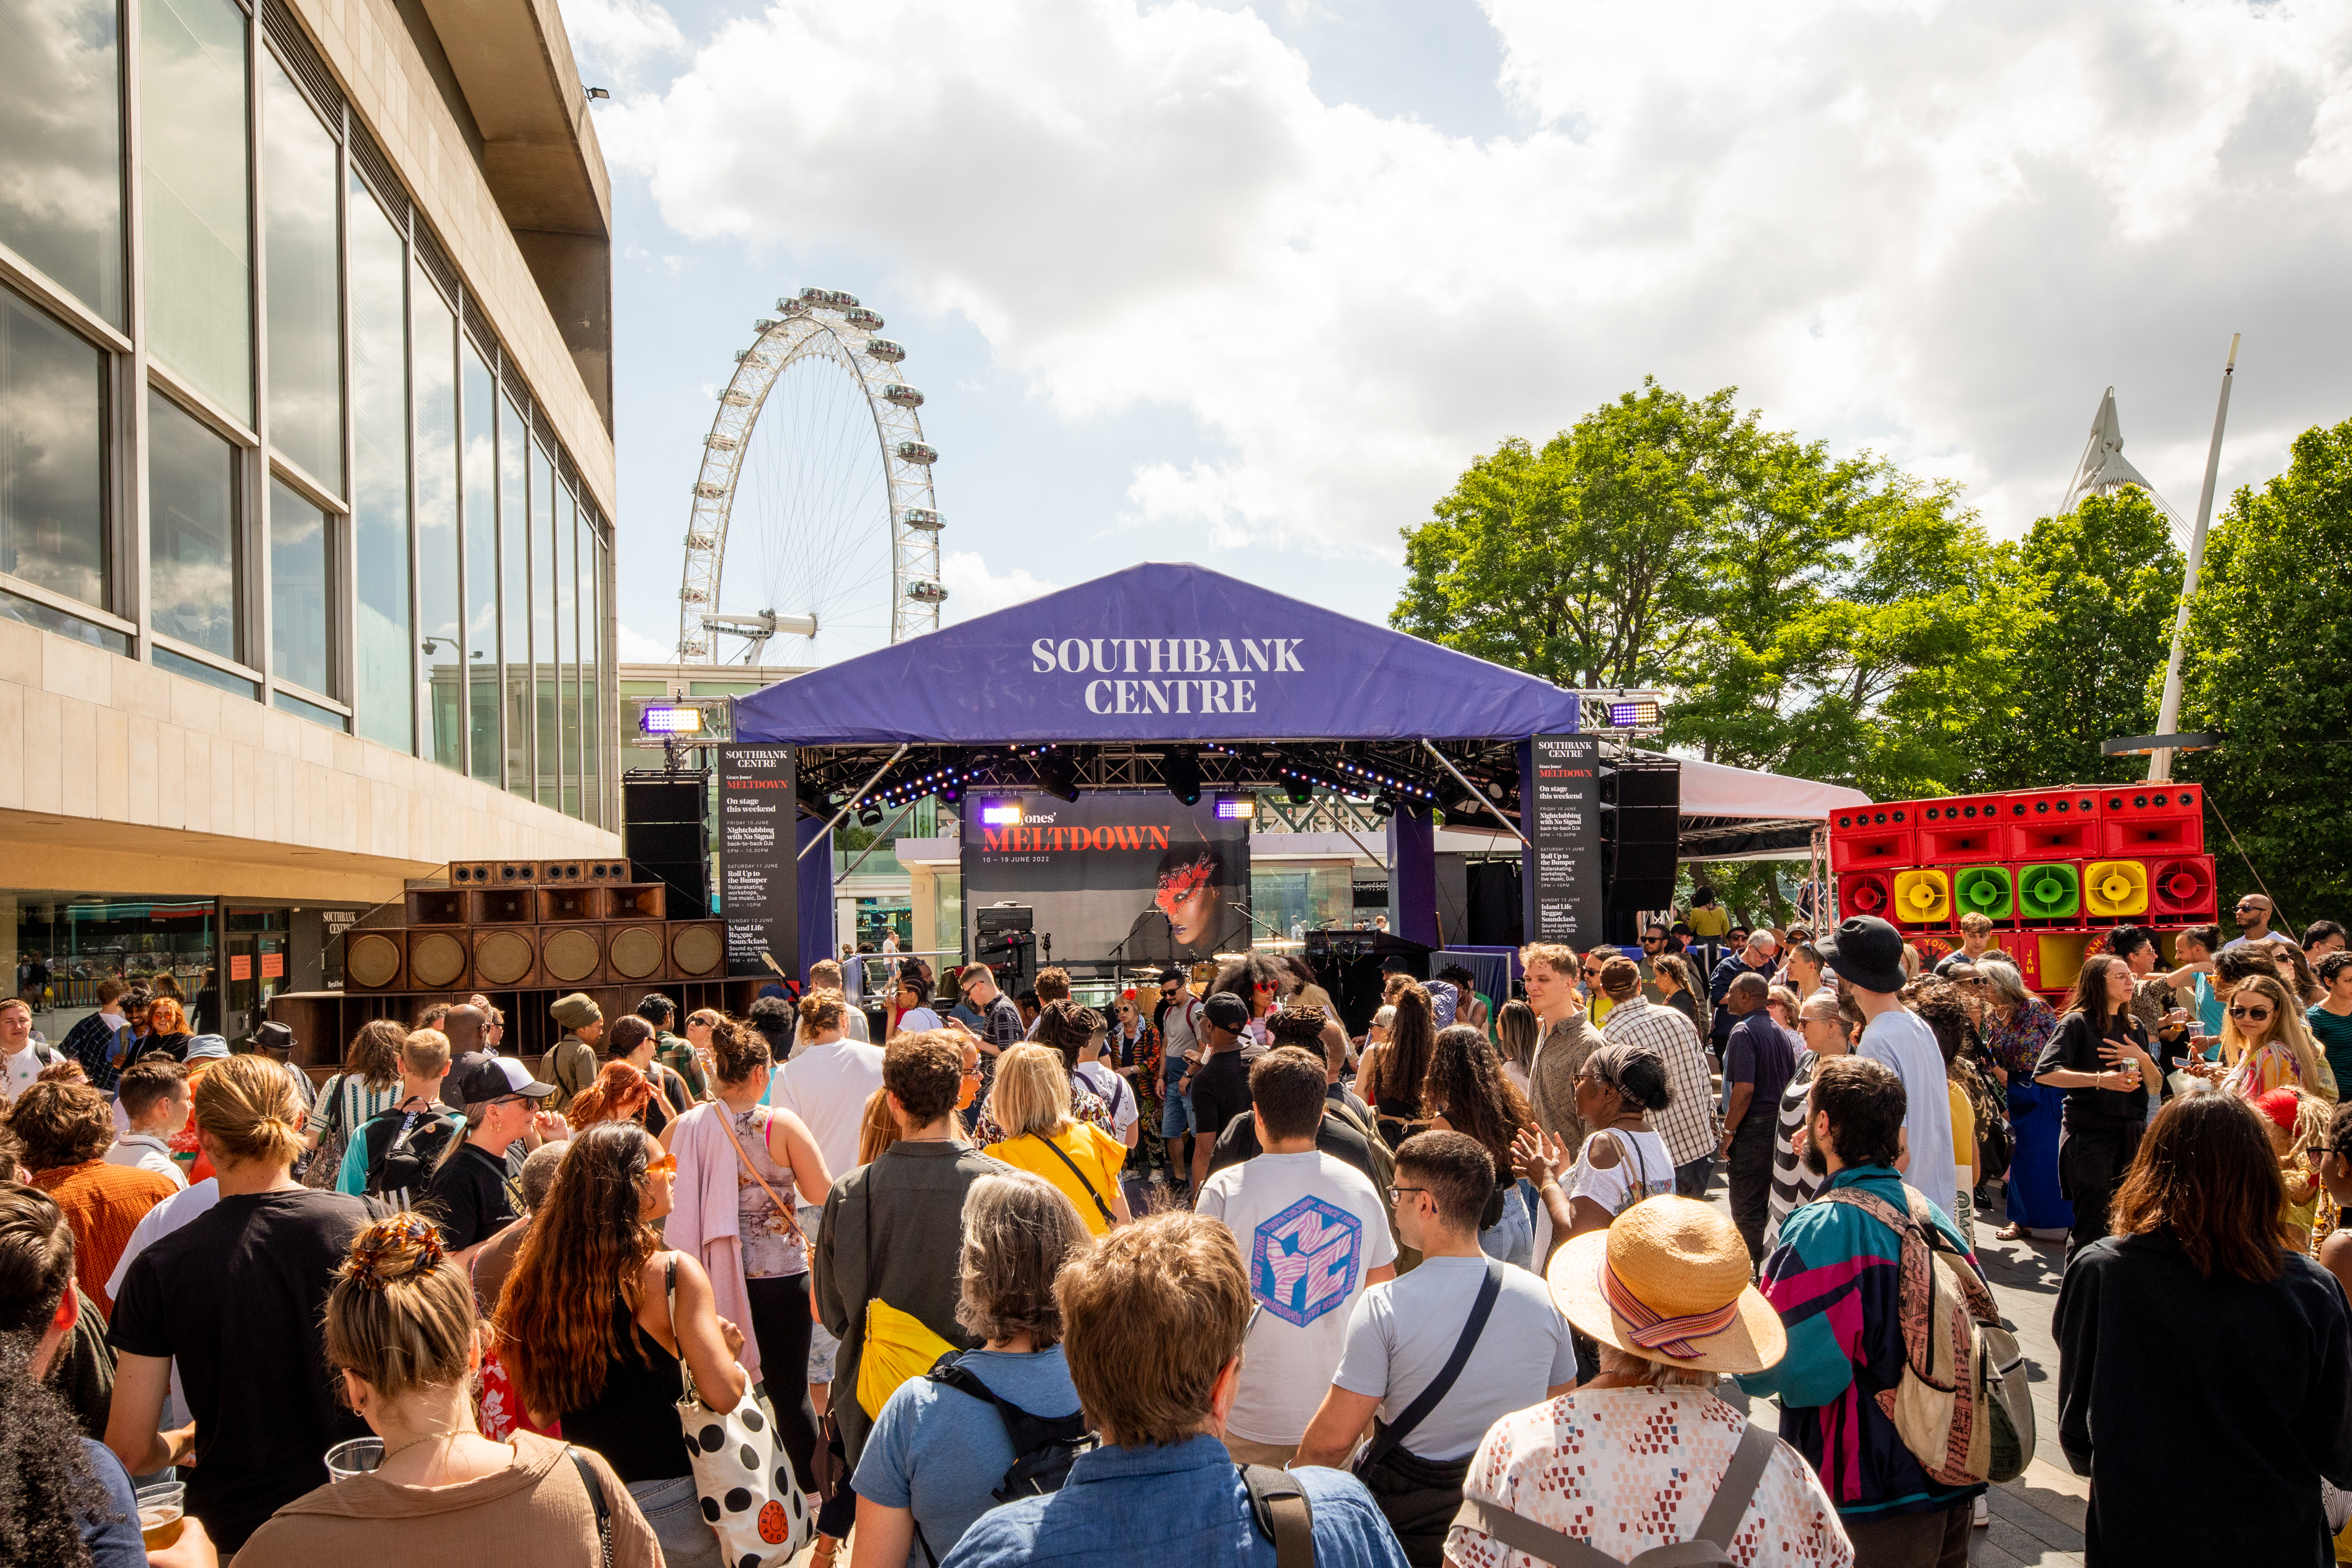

{"left": 1602, "top": 757, "right": 1681, "bottom": 944}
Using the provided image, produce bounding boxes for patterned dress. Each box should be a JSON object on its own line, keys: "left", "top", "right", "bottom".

{"left": 1451, "top": 1387, "right": 1852, "bottom": 1567}
{"left": 732, "top": 1104, "right": 808, "bottom": 1279}
{"left": 1984, "top": 997, "right": 2069, "bottom": 1231}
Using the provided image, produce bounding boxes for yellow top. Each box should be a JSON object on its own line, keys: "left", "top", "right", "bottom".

{"left": 1688, "top": 908, "right": 1732, "bottom": 937}
{"left": 1946, "top": 1081, "right": 1975, "bottom": 1183}
{"left": 982, "top": 1123, "right": 1128, "bottom": 1235}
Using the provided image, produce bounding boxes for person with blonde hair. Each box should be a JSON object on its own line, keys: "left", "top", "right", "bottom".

{"left": 851, "top": 1171, "right": 1092, "bottom": 1566}
{"left": 2221, "top": 972, "right": 2338, "bottom": 1103}
{"left": 105, "top": 1052, "right": 380, "bottom": 1556}
{"left": 980, "top": 1043, "right": 1131, "bottom": 1234}
{"left": 235, "top": 1213, "right": 662, "bottom": 1567}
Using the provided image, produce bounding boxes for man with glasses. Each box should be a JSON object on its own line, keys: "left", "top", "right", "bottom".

{"left": 1152, "top": 966, "right": 1205, "bottom": 1192}
{"left": 2227, "top": 892, "right": 2296, "bottom": 950}
{"left": 1636, "top": 924, "right": 1671, "bottom": 1001}
{"left": 1517, "top": 943, "right": 1604, "bottom": 1156}
{"left": 1708, "top": 930, "right": 1780, "bottom": 1055}
{"left": 1766, "top": 989, "right": 1853, "bottom": 1250}
{"left": 1579, "top": 944, "right": 1623, "bottom": 1025}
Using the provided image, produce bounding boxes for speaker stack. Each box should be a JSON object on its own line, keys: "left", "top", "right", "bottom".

{"left": 624, "top": 778, "right": 711, "bottom": 920}
{"left": 1601, "top": 755, "right": 1682, "bottom": 944}
{"left": 343, "top": 862, "right": 725, "bottom": 996}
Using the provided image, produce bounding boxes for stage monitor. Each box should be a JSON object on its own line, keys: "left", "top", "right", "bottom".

{"left": 962, "top": 790, "right": 1251, "bottom": 967}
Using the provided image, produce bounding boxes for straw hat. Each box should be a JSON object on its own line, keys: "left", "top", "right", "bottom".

{"left": 1545, "top": 1196, "right": 1786, "bottom": 1375}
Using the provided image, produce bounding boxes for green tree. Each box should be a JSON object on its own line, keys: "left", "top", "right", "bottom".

{"left": 1968, "top": 488, "right": 2183, "bottom": 791}
{"left": 2178, "top": 418, "right": 2352, "bottom": 923}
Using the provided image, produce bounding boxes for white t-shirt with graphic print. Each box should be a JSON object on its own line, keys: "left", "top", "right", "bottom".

{"left": 1195, "top": 1149, "right": 1397, "bottom": 1446}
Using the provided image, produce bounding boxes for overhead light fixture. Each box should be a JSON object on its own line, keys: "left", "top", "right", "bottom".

{"left": 1213, "top": 794, "right": 1254, "bottom": 820}
{"left": 980, "top": 800, "right": 1023, "bottom": 827}
{"left": 1035, "top": 753, "right": 1081, "bottom": 803}
{"left": 1372, "top": 793, "right": 1396, "bottom": 817}
{"left": 1164, "top": 749, "right": 1202, "bottom": 807}
{"left": 1609, "top": 698, "right": 1662, "bottom": 728}
{"left": 857, "top": 806, "right": 885, "bottom": 828}
{"left": 1285, "top": 775, "right": 1314, "bottom": 806}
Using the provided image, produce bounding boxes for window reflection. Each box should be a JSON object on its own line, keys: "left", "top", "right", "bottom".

{"left": 534, "top": 441, "right": 559, "bottom": 808}
{"left": 349, "top": 176, "right": 410, "bottom": 752}
{"left": 499, "top": 395, "right": 529, "bottom": 796}
{"left": 413, "top": 270, "right": 462, "bottom": 770}
{"left": 261, "top": 55, "right": 342, "bottom": 490}
{"left": 147, "top": 388, "right": 238, "bottom": 660}
{"left": 1, "top": 287, "right": 109, "bottom": 611}
{"left": 461, "top": 347, "right": 497, "bottom": 783}
{"left": 0, "top": 0, "right": 125, "bottom": 324}
{"left": 141, "top": 0, "right": 250, "bottom": 418}
{"left": 266, "top": 476, "right": 328, "bottom": 695}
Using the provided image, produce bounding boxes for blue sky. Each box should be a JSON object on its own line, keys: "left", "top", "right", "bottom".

{"left": 572, "top": 0, "right": 2352, "bottom": 667}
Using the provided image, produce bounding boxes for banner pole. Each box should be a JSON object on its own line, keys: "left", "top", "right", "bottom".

{"left": 1423, "top": 738, "right": 1531, "bottom": 848}
{"left": 799, "top": 743, "right": 910, "bottom": 859}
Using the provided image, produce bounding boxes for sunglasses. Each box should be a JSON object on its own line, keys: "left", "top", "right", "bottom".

{"left": 2230, "top": 1005, "right": 2274, "bottom": 1021}
{"left": 643, "top": 1152, "right": 677, "bottom": 1176}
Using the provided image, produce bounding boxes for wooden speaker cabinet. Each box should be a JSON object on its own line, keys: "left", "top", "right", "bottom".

{"left": 607, "top": 883, "right": 668, "bottom": 921}
{"left": 538, "top": 924, "right": 607, "bottom": 989}
{"left": 669, "top": 920, "right": 727, "bottom": 980}
{"left": 405, "top": 888, "right": 467, "bottom": 925}
{"left": 343, "top": 930, "right": 407, "bottom": 992}
{"left": 536, "top": 885, "right": 605, "bottom": 923}
{"left": 405, "top": 928, "right": 471, "bottom": 991}
{"left": 584, "top": 858, "right": 632, "bottom": 882}
{"left": 471, "top": 928, "right": 539, "bottom": 991}
{"left": 448, "top": 861, "right": 496, "bottom": 887}
{"left": 469, "top": 887, "right": 536, "bottom": 925}
{"left": 535, "top": 860, "right": 587, "bottom": 885}
{"left": 605, "top": 921, "right": 670, "bottom": 985}
{"left": 492, "top": 861, "right": 539, "bottom": 886}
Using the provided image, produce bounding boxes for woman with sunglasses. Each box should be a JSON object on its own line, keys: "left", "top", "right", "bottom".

{"left": 497, "top": 1121, "right": 749, "bottom": 1568}
{"left": 2032, "top": 954, "right": 2161, "bottom": 1259}
{"left": 1978, "top": 959, "right": 2070, "bottom": 1243}
{"left": 2220, "top": 972, "right": 2338, "bottom": 1102}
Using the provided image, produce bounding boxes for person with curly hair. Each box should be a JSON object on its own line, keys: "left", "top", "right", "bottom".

{"left": 12, "top": 1081, "right": 178, "bottom": 1313}
{"left": 496, "top": 1120, "right": 749, "bottom": 1567}
{"left": 236, "top": 1213, "right": 661, "bottom": 1567}
{"left": 0, "top": 1183, "right": 218, "bottom": 1568}
{"left": 1422, "top": 1023, "right": 1537, "bottom": 1267}
{"left": 565, "top": 1058, "right": 654, "bottom": 1132}
{"left": 303, "top": 1017, "right": 406, "bottom": 1159}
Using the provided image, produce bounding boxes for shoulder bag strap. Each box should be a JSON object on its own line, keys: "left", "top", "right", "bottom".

{"left": 1690, "top": 1423, "right": 1780, "bottom": 1546}
{"left": 569, "top": 1449, "right": 614, "bottom": 1568}
{"left": 1358, "top": 1256, "right": 1505, "bottom": 1471}
{"left": 1242, "top": 1464, "right": 1316, "bottom": 1568}
{"left": 1029, "top": 1131, "right": 1116, "bottom": 1225}
{"left": 716, "top": 1104, "right": 807, "bottom": 1246}
{"left": 1450, "top": 1497, "right": 1621, "bottom": 1567}
{"left": 664, "top": 1255, "right": 696, "bottom": 1405}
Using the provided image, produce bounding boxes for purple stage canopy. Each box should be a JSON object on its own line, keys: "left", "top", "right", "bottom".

{"left": 733, "top": 562, "right": 1583, "bottom": 745}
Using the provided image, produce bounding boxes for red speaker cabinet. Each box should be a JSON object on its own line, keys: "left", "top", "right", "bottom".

{"left": 2097, "top": 785, "right": 2206, "bottom": 856}
{"left": 2150, "top": 855, "right": 2217, "bottom": 920}
{"left": 1839, "top": 871, "right": 1894, "bottom": 920}
{"left": 1913, "top": 796, "right": 2007, "bottom": 864}
{"left": 1830, "top": 826, "right": 1916, "bottom": 874}
{"left": 2001, "top": 790, "right": 2100, "bottom": 861}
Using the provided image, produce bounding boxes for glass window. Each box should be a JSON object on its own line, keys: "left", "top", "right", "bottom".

{"left": 1, "top": 286, "right": 109, "bottom": 611}
{"left": 0, "top": 0, "right": 124, "bottom": 323}
{"left": 413, "top": 269, "right": 460, "bottom": 770}
{"left": 534, "top": 442, "right": 558, "bottom": 808}
{"left": 154, "top": 643, "right": 253, "bottom": 697}
{"left": 499, "top": 394, "right": 529, "bottom": 796}
{"left": 141, "top": 0, "right": 251, "bottom": 419}
{"left": 556, "top": 482, "right": 577, "bottom": 817}
{"left": 460, "top": 346, "right": 496, "bottom": 783}
{"left": 266, "top": 476, "right": 328, "bottom": 695}
{"left": 147, "top": 387, "right": 238, "bottom": 660}
{"left": 261, "top": 55, "right": 342, "bottom": 491}
{"left": 272, "top": 687, "right": 343, "bottom": 730}
{"left": 0, "top": 588, "right": 128, "bottom": 653}
{"left": 348, "top": 176, "right": 410, "bottom": 753}
{"left": 584, "top": 522, "right": 604, "bottom": 827}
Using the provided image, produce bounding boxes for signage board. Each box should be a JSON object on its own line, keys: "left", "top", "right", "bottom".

{"left": 961, "top": 790, "right": 1250, "bottom": 966}
{"left": 717, "top": 745, "right": 797, "bottom": 978}
{"left": 1526, "top": 734, "right": 1603, "bottom": 945}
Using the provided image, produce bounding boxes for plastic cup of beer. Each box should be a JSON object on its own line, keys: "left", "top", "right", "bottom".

{"left": 324, "top": 1437, "right": 384, "bottom": 1482}
{"left": 135, "top": 1482, "right": 185, "bottom": 1550}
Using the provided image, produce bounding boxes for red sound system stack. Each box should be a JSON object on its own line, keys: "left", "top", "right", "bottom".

{"left": 1829, "top": 785, "right": 2216, "bottom": 1003}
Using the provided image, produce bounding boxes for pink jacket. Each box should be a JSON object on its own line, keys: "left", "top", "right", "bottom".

{"left": 666, "top": 1101, "right": 761, "bottom": 1383}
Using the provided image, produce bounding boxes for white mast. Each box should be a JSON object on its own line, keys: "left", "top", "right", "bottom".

{"left": 2147, "top": 334, "right": 2241, "bottom": 784}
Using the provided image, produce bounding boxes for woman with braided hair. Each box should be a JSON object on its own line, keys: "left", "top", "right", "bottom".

{"left": 236, "top": 1212, "right": 660, "bottom": 1565}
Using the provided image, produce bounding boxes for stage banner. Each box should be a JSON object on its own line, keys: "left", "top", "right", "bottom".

{"left": 961, "top": 791, "right": 1251, "bottom": 967}
{"left": 718, "top": 745, "right": 797, "bottom": 978}
{"left": 1525, "top": 734, "right": 1602, "bottom": 945}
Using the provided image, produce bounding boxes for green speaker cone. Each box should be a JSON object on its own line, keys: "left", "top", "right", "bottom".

{"left": 1954, "top": 866, "right": 2013, "bottom": 919}
{"left": 2017, "top": 862, "right": 2080, "bottom": 919}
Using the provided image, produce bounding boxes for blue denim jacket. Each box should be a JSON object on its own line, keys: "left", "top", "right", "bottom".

{"left": 940, "top": 1434, "right": 1408, "bottom": 1568}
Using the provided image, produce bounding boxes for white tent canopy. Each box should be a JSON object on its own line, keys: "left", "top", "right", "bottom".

{"left": 1659, "top": 751, "right": 1871, "bottom": 820}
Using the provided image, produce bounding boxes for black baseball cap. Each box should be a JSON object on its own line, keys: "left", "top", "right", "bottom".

{"left": 450, "top": 1052, "right": 555, "bottom": 1105}
{"left": 1202, "top": 992, "right": 1252, "bottom": 1032}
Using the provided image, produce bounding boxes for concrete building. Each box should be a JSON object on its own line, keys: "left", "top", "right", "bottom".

{"left": 0, "top": 0, "right": 620, "bottom": 1038}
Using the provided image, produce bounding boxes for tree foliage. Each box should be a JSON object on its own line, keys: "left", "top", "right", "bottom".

{"left": 2178, "top": 418, "right": 2352, "bottom": 923}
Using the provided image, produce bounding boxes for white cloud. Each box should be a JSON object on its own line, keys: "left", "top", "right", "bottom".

{"left": 939, "top": 550, "right": 1057, "bottom": 621}
{"left": 592, "top": 0, "right": 2352, "bottom": 555}
{"left": 616, "top": 621, "right": 677, "bottom": 662}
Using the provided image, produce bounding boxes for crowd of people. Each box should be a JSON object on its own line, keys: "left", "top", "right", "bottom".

{"left": 6, "top": 892, "right": 2352, "bottom": 1567}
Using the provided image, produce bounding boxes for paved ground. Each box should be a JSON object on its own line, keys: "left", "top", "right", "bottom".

{"left": 1710, "top": 1181, "right": 2088, "bottom": 1566}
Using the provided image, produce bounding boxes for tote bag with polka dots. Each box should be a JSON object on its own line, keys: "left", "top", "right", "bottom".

{"left": 667, "top": 1263, "right": 813, "bottom": 1565}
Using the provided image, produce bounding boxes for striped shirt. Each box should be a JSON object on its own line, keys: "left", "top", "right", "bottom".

{"left": 1765, "top": 1049, "right": 1823, "bottom": 1251}
{"left": 1599, "top": 998, "right": 1720, "bottom": 1168}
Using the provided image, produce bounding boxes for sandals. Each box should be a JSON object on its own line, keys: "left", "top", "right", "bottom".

{"left": 811, "top": 1534, "right": 844, "bottom": 1568}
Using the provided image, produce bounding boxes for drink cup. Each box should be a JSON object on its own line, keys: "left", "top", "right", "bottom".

{"left": 136, "top": 1481, "right": 185, "bottom": 1549}
{"left": 324, "top": 1437, "right": 384, "bottom": 1482}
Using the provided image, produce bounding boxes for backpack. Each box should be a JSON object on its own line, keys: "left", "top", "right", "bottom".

{"left": 913, "top": 1353, "right": 1096, "bottom": 1565}
{"left": 361, "top": 1106, "right": 460, "bottom": 1208}
{"left": 1815, "top": 1184, "right": 2034, "bottom": 1485}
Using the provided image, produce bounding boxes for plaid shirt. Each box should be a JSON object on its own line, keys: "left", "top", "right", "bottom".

{"left": 1601, "top": 997, "right": 1721, "bottom": 1166}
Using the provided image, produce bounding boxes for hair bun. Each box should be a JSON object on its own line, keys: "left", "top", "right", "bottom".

{"left": 345, "top": 1213, "right": 446, "bottom": 1290}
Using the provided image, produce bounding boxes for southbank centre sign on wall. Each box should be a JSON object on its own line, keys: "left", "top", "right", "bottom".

{"left": 1026, "top": 636, "right": 1308, "bottom": 716}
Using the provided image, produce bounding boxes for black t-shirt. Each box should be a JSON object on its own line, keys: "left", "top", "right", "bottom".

{"left": 422, "top": 1141, "right": 523, "bottom": 1251}
{"left": 1190, "top": 1047, "right": 1255, "bottom": 1140}
{"left": 1205, "top": 1106, "right": 1380, "bottom": 1187}
{"left": 108, "top": 1188, "right": 380, "bottom": 1553}
{"left": 639, "top": 1061, "right": 694, "bottom": 1138}
{"left": 2034, "top": 1011, "right": 2153, "bottom": 1128}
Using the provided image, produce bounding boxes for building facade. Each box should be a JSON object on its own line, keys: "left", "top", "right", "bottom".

{"left": 0, "top": 0, "right": 621, "bottom": 1038}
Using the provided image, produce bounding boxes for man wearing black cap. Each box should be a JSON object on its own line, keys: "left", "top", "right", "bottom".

{"left": 250, "top": 1020, "right": 316, "bottom": 1114}
{"left": 420, "top": 1052, "right": 557, "bottom": 1263}
{"left": 1819, "top": 915, "right": 1957, "bottom": 1222}
{"left": 1183, "top": 992, "right": 1259, "bottom": 1193}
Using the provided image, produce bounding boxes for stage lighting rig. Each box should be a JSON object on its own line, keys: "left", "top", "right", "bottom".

{"left": 1163, "top": 748, "right": 1203, "bottom": 807}
{"left": 1033, "top": 749, "right": 1081, "bottom": 803}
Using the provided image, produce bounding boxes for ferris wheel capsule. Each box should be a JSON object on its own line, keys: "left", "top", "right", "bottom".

{"left": 895, "top": 440, "right": 938, "bottom": 465}
{"left": 754, "top": 316, "right": 779, "bottom": 332}
{"left": 777, "top": 296, "right": 809, "bottom": 317}
{"left": 681, "top": 587, "right": 710, "bottom": 604}
{"left": 881, "top": 383, "right": 924, "bottom": 409}
{"left": 846, "top": 306, "right": 884, "bottom": 331}
{"left": 903, "top": 507, "right": 944, "bottom": 531}
{"left": 866, "top": 337, "right": 907, "bottom": 363}
{"left": 905, "top": 580, "right": 948, "bottom": 604}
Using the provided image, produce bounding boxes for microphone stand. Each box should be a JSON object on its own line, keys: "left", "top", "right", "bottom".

{"left": 1229, "top": 901, "right": 1282, "bottom": 941}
